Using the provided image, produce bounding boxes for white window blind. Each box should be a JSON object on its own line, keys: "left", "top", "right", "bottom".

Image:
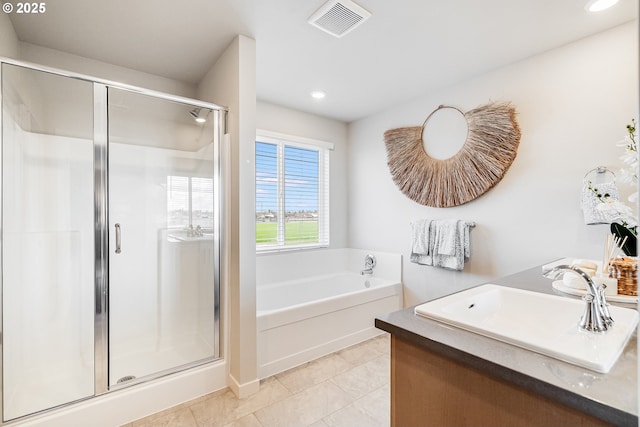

{"left": 167, "top": 175, "right": 214, "bottom": 229}
{"left": 167, "top": 176, "right": 189, "bottom": 228}
{"left": 191, "top": 177, "right": 214, "bottom": 228}
{"left": 256, "top": 131, "right": 331, "bottom": 251}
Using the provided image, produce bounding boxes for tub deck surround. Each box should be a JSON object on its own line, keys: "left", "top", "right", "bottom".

{"left": 256, "top": 248, "right": 402, "bottom": 379}
{"left": 375, "top": 264, "right": 637, "bottom": 426}
{"left": 256, "top": 248, "right": 402, "bottom": 286}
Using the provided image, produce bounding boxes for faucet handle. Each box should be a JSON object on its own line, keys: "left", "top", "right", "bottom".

{"left": 579, "top": 294, "right": 609, "bottom": 333}
{"left": 360, "top": 254, "right": 377, "bottom": 275}
{"left": 364, "top": 254, "right": 376, "bottom": 269}
{"left": 597, "top": 285, "right": 614, "bottom": 326}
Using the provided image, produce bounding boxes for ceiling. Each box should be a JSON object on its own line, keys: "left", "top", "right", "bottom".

{"left": 8, "top": 0, "right": 638, "bottom": 122}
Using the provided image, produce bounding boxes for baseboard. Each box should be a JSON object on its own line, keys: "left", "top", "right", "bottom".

{"left": 228, "top": 373, "right": 261, "bottom": 398}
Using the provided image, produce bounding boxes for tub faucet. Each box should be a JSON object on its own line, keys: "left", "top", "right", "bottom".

{"left": 361, "top": 254, "right": 377, "bottom": 275}
{"left": 185, "top": 224, "right": 204, "bottom": 237}
{"left": 542, "top": 264, "right": 613, "bottom": 333}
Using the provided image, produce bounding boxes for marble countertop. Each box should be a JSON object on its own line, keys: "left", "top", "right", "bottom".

{"left": 375, "top": 263, "right": 638, "bottom": 427}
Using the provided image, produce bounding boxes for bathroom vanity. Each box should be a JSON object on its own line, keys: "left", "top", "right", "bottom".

{"left": 375, "top": 265, "right": 637, "bottom": 427}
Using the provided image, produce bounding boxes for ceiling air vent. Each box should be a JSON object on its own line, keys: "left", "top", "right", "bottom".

{"left": 308, "top": 0, "right": 371, "bottom": 38}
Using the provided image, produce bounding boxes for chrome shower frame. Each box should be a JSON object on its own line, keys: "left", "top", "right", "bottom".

{"left": 0, "top": 57, "right": 226, "bottom": 422}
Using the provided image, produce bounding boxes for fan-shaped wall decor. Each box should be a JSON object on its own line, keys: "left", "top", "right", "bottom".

{"left": 384, "top": 102, "right": 521, "bottom": 207}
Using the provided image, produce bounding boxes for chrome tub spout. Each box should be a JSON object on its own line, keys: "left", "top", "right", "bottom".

{"left": 360, "top": 254, "right": 377, "bottom": 275}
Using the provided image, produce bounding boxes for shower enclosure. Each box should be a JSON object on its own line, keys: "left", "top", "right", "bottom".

{"left": 0, "top": 59, "right": 223, "bottom": 422}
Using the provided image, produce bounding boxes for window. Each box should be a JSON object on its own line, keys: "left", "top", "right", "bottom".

{"left": 256, "top": 131, "right": 332, "bottom": 251}
{"left": 167, "top": 175, "right": 214, "bottom": 229}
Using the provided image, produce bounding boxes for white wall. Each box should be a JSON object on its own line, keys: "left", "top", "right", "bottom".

{"left": 19, "top": 43, "right": 196, "bottom": 98}
{"left": 256, "top": 101, "right": 349, "bottom": 249}
{"left": 347, "top": 22, "right": 639, "bottom": 307}
{"left": 0, "top": 12, "right": 19, "bottom": 58}
{"left": 197, "top": 35, "right": 258, "bottom": 396}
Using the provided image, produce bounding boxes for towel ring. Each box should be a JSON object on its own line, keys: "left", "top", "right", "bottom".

{"left": 583, "top": 166, "right": 615, "bottom": 183}
{"left": 384, "top": 102, "right": 521, "bottom": 207}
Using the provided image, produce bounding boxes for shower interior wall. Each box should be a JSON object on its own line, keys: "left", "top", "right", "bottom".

{"left": 107, "top": 135, "right": 218, "bottom": 386}
{"left": 2, "top": 108, "right": 95, "bottom": 420}
{"left": 3, "top": 117, "right": 217, "bottom": 395}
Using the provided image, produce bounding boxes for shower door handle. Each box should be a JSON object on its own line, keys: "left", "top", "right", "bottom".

{"left": 115, "top": 223, "right": 122, "bottom": 254}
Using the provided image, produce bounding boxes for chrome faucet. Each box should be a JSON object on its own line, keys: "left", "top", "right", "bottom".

{"left": 543, "top": 264, "right": 613, "bottom": 333}
{"left": 185, "top": 224, "right": 204, "bottom": 237}
{"left": 360, "top": 254, "right": 376, "bottom": 275}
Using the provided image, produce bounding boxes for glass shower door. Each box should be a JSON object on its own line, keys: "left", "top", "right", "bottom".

{"left": 1, "top": 64, "right": 95, "bottom": 420}
{"left": 107, "top": 88, "right": 218, "bottom": 386}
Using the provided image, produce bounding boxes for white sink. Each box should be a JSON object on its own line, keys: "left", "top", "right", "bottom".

{"left": 414, "top": 284, "right": 638, "bottom": 373}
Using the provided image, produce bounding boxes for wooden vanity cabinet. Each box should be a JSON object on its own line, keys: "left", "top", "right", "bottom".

{"left": 390, "top": 335, "right": 613, "bottom": 427}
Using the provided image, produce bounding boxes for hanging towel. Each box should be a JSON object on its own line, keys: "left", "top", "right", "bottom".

{"left": 434, "top": 219, "right": 458, "bottom": 256}
{"left": 410, "top": 219, "right": 432, "bottom": 265}
{"left": 433, "top": 220, "right": 467, "bottom": 271}
{"left": 410, "top": 219, "right": 472, "bottom": 271}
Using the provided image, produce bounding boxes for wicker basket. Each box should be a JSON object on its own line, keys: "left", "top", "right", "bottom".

{"left": 608, "top": 257, "right": 638, "bottom": 296}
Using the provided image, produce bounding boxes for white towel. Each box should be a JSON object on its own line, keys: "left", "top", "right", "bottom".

{"left": 410, "top": 219, "right": 432, "bottom": 265}
{"left": 411, "top": 219, "right": 472, "bottom": 271}
{"left": 434, "top": 219, "right": 458, "bottom": 255}
{"left": 433, "top": 220, "right": 463, "bottom": 270}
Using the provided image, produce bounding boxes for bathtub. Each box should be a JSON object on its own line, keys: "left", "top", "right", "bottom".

{"left": 256, "top": 248, "right": 402, "bottom": 378}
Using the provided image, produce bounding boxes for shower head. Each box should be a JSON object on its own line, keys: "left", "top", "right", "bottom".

{"left": 189, "top": 108, "right": 207, "bottom": 123}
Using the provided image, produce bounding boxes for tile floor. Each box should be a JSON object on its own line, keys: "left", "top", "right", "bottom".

{"left": 123, "top": 334, "right": 391, "bottom": 427}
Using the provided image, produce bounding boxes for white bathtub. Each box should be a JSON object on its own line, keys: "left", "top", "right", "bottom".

{"left": 256, "top": 249, "right": 402, "bottom": 378}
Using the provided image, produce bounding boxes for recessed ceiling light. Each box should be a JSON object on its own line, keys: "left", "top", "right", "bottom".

{"left": 311, "top": 91, "right": 326, "bottom": 100}
{"left": 585, "top": 0, "right": 619, "bottom": 12}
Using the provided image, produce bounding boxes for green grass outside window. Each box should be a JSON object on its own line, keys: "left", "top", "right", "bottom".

{"left": 256, "top": 221, "right": 318, "bottom": 245}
